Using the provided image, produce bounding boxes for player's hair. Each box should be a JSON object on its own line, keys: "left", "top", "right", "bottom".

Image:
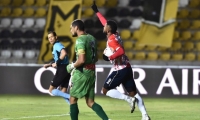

{"left": 72, "top": 19, "right": 85, "bottom": 31}
{"left": 48, "top": 31, "right": 57, "bottom": 36}
{"left": 107, "top": 20, "right": 117, "bottom": 34}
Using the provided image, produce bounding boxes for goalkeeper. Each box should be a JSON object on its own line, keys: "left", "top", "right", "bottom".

{"left": 66, "top": 19, "right": 110, "bottom": 120}
{"left": 91, "top": 2, "right": 150, "bottom": 120}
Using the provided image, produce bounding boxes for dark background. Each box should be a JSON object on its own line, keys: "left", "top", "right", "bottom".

{"left": 143, "top": 0, "right": 163, "bottom": 23}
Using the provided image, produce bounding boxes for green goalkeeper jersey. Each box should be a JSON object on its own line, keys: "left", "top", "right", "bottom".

{"left": 75, "top": 34, "right": 97, "bottom": 66}
{"left": 70, "top": 34, "right": 97, "bottom": 98}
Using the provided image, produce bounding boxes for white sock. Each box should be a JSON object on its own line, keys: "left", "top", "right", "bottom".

{"left": 135, "top": 93, "right": 147, "bottom": 115}
{"left": 106, "top": 89, "right": 131, "bottom": 103}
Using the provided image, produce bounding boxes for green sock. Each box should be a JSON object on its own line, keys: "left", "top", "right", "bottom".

{"left": 70, "top": 103, "right": 79, "bottom": 120}
{"left": 92, "top": 102, "right": 109, "bottom": 120}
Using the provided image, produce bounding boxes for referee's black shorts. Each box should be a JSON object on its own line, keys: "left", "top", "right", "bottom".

{"left": 51, "top": 64, "right": 71, "bottom": 88}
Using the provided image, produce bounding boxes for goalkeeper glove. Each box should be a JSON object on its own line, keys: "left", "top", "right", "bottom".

{"left": 66, "top": 63, "right": 75, "bottom": 73}
{"left": 91, "top": 1, "right": 99, "bottom": 13}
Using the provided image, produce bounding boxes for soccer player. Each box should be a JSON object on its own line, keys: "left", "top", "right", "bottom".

{"left": 91, "top": 2, "right": 151, "bottom": 120}
{"left": 44, "top": 31, "right": 70, "bottom": 105}
{"left": 66, "top": 19, "right": 110, "bottom": 120}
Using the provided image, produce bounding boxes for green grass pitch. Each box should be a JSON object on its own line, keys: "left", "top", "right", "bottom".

{"left": 0, "top": 95, "right": 200, "bottom": 120}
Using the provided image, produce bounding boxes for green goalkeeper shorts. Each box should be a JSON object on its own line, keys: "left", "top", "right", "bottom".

{"left": 70, "top": 69, "right": 95, "bottom": 99}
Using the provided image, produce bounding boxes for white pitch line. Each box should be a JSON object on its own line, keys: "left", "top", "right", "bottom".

{"left": 1, "top": 113, "right": 70, "bottom": 120}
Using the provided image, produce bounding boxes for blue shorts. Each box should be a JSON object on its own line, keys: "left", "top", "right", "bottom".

{"left": 103, "top": 67, "right": 136, "bottom": 92}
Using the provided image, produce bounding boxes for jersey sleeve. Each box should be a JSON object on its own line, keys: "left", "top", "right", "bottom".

{"left": 53, "top": 42, "right": 65, "bottom": 61}
{"left": 54, "top": 43, "right": 65, "bottom": 52}
{"left": 96, "top": 12, "right": 107, "bottom": 26}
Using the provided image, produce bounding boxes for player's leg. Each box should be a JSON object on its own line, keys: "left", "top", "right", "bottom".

{"left": 60, "top": 66, "right": 71, "bottom": 93}
{"left": 60, "top": 71, "right": 71, "bottom": 105}
{"left": 49, "top": 65, "right": 70, "bottom": 101}
{"left": 69, "top": 70, "right": 82, "bottom": 120}
{"left": 123, "top": 67, "right": 150, "bottom": 119}
{"left": 103, "top": 88, "right": 135, "bottom": 104}
{"left": 70, "top": 96, "right": 79, "bottom": 120}
{"left": 49, "top": 85, "right": 70, "bottom": 100}
{"left": 102, "top": 69, "right": 136, "bottom": 109}
{"left": 134, "top": 93, "right": 150, "bottom": 120}
{"left": 61, "top": 87, "right": 67, "bottom": 92}
{"left": 85, "top": 85, "right": 109, "bottom": 120}
{"left": 59, "top": 87, "right": 70, "bottom": 105}
{"left": 121, "top": 67, "right": 138, "bottom": 113}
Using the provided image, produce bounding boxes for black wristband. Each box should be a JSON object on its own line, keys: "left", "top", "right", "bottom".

{"left": 93, "top": 8, "right": 99, "bottom": 13}
{"left": 56, "top": 58, "right": 62, "bottom": 65}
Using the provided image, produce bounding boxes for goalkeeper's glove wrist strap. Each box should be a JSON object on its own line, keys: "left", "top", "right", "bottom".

{"left": 71, "top": 63, "right": 75, "bottom": 69}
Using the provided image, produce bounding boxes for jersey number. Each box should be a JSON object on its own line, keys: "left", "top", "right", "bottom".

{"left": 90, "top": 41, "right": 95, "bottom": 62}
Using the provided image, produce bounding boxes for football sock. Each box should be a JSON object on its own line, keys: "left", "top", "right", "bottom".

{"left": 70, "top": 103, "right": 79, "bottom": 120}
{"left": 51, "top": 89, "right": 70, "bottom": 104}
{"left": 92, "top": 102, "right": 109, "bottom": 120}
{"left": 135, "top": 93, "right": 147, "bottom": 115}
{"left": 64, "top": 98, "right": 70, "bottom": 105}
{"left": 106, "top": 89, "right": 131, "bottom": 103}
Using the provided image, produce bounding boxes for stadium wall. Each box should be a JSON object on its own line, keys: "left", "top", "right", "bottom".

{"left": 0, "top": 64, "right": 200, "bottom": 98}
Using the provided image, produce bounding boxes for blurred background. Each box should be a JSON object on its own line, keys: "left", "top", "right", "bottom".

{"left": 1, "top": 2, "right": 200, "bottom": 119}
{"left": 0, "top": 0, "right": 200, "bottom": 97}
{"left": 0, "top": 0, "right": 199, "bottom": 65}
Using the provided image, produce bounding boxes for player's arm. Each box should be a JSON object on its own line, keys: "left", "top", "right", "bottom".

{"left": 43, "top": 63, "right": 52, "bottom": 68}
{"left": 109, "top": 47, "right": 124, "bottom": 60}
{"left": 67, "top": 49, "right": 85, "bottom": 73}
{"left": 59, "top": 49, "right": 67, "bottom": 60}
{"left": 44, "top": 60, "right": 55, "bottom": 68}
{"left": 74, "top": 53, "right": 85, "bottom": 68}
{"left": 66, "top": 38, "right": 85, "bottom": 73}
{"left": 91, "top": 2, "right": 107, "bottom": 26}
{"left": 56, "top": 49, "right": 67, "bottom": 64}
{"left": 108, "top": 40, "right": 125, "bottom": 60}
{"left": 51, "top": 49, "right": 67, "bottom": 68}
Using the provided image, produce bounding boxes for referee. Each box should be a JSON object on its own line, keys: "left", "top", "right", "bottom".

{"left": 44, "top": 31, "right": 70, "bottom": 105}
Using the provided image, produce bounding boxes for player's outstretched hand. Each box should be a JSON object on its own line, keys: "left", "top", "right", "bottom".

{"left": 91, "top": 1, "right": 99, "bottom": 13}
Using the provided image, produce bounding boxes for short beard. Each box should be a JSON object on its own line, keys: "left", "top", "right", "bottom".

{"left": 72, "top": 32, "right": 78, "bottom": 37}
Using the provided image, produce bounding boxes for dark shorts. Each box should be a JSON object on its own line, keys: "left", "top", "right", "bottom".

{"left": 51, "top": 64, "right": 71, "bottom": 88}
{"left": 103, "top": 67, "right": 136, "bottom": 92}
